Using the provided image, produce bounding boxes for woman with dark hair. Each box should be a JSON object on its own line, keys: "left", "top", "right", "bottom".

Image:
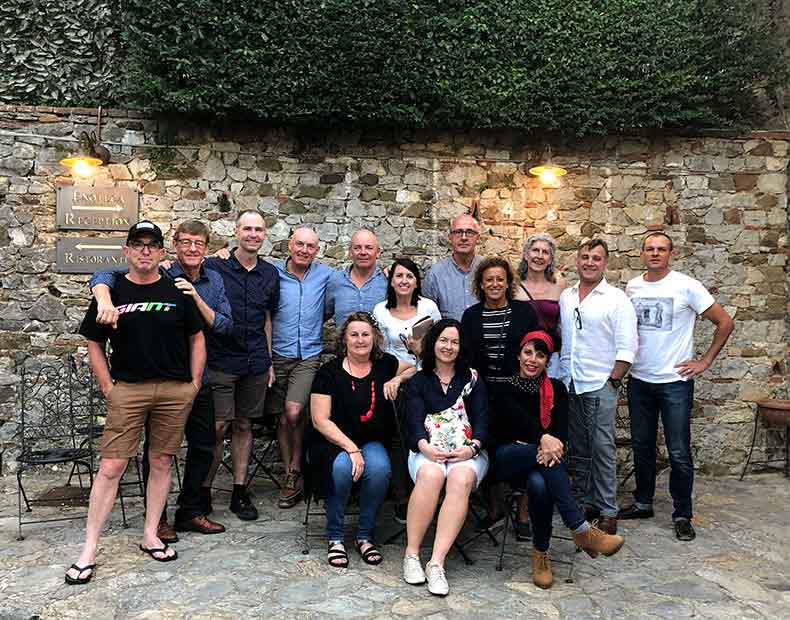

{"left": 402, "top": 319, "right": 489, "bottom": 596}
{"left": 461, "top": 256, "right": 539, "bottom": 387}
{"left": 373, "top": 257, "right": 441, "bottom": 365}
{"left": 461, "top": 256, "right": 539, "bottom": 532}
{"left": 308, "top": 312, "right": 413, "bottom": 568}
{"left": 493, "top": 330, "right": 624, "bottom": 589}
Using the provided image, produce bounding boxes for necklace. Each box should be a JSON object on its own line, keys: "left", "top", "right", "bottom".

{"left": 435, "top": 369, "right": 454, "bottom": 390}
{"left": 344, "top": 357, "right": 376, "bottom": 422}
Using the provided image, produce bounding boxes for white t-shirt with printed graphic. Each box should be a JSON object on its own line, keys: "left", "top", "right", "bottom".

{"left": 626, "top": 270, "right": 715, "bottom": 383}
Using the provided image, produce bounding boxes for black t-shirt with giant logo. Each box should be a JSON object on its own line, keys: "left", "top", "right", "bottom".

{"left": 79, "top": 275, "right": 203, "bottom": 383}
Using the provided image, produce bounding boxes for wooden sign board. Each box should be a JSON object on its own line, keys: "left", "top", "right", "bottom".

{"left": 57, "top": 186, "right": 139, "bottom": 231}
{"left": 56, "top": 237, "right": 127, "bottom": 274}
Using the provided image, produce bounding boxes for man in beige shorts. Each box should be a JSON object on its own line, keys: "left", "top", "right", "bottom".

{"left": 66, "top": 221, "right": 205, "bottom": 585}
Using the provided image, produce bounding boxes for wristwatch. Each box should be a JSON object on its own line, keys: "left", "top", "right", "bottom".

{"left": 608, "top": 377, "right": 622, "bottom": 389}
{"left": 470, "top": 442, "right": 481, "bottom": 457}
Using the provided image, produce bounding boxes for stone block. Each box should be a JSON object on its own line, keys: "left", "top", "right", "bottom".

{"left": 757, "top": 173, "right": 786, "bottom": 194}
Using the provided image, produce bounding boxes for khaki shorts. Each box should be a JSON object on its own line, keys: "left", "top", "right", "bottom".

{"left": 208, "top": 369, "right": 269, "bottom": 422}
{"left": 265, "top": 353, "right": 321, "bottom": 418}
{"left": 100, "top": 380, "right": 198, "bottom": 459}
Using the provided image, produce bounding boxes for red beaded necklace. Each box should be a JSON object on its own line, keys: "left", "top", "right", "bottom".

{"left": 358, "top": 379, "right": 376, "bottom": 423}
{"left": 345, "top": 358, "right": 376, "bottom": 423}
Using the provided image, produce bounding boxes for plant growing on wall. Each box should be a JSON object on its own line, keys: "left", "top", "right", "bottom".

{"left": 0, "top": 0, "right": 124, "bottom": 105}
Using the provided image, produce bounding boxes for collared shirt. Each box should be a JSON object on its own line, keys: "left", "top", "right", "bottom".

{"left": 325, "top": 265, "right": 388, "bottom": 327}
{"left": 423, "top": 255, "right": 483, "bottom": 321}
{"left": 272, "top": 258, "right": 334, "bottom": 360}
{"left": 203, "top": 253, "right": 279, "bottom": 375}
{"left": 559, "top": 278, "right": 638, "bottom": 394}
{"left": 88, "top": 261, "right": 234, "bottom": 381}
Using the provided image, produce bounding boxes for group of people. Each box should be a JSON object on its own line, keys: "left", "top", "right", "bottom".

{"left": 65, "top": 209, "right": 734, "bottom": 597}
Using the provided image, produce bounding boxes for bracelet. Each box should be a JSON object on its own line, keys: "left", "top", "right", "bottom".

{"left": 347, "top": 450, "right": 360, "bottom": 455}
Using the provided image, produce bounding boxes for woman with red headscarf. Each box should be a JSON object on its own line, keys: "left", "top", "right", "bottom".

{"left": 493, "top": 330, "right": 625, "bottom": 589}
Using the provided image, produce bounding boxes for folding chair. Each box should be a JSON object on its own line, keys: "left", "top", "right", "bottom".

{"left": 16, "top": 356, "right": 96, "bottom": 540}
{"left": 219, "top": 418, "right": 282, "bottom": 490}
{"left": 496, "top": 453, "right": 592, "bottom": 583}
{"left": 300, "top": 422, "right": 361, "bottom": 555}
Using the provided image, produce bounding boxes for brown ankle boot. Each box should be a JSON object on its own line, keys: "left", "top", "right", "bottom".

{"left": 531, "top": 549, "right": 553, "bottom": 589}
{"left": 573, "top": 524, "right": 624, "bottom": 558}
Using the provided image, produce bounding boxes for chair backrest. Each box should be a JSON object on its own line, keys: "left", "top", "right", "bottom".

{"left": 17, "top": 355, "right": 98, "bottom": 457}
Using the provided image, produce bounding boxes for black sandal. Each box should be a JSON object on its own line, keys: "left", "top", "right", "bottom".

{"left": 64, "top": 563, "right": 96, "bottom": 585}
{"left": 355, "top": 539, "right": 383, "bottom": 566}
{"left": 139, "top": 543, "right": 178, "bottom": 562}
{"left": 327, "top": 541, "right": 348, "bottom": 568}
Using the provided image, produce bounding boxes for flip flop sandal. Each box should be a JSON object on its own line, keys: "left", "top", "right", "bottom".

{"left": 355, "top": 539, "right": 383, "bottom": 566}
{"left": 139, "top": 543, "right": 179, "bottom": 562}
{"left": 65, "top": 563, "right": 96, "bottom": 585}
{"left": 327, "top": 542, "right": 349, "bottom": 568}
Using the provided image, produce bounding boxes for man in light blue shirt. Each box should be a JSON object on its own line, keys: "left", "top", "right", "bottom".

{"left": 269, "top": 226, "right": 333, "bottom": 508}
{"left": 423, "top": 214, "right": 483, "bottom": 321}
{"left": 325, "top": 229, "right": 388, "bottom": 328}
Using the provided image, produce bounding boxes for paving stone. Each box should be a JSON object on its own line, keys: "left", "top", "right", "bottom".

{"left": 1, "top": 472, "right": 790, "bottom": 618}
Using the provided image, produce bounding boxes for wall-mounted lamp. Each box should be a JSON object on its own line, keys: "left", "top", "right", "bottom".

{"left": 528, "top": 145, "right": 567, "bottom": 187}
{"left": 59, "top": 106, "right": 111, "bottom": 177}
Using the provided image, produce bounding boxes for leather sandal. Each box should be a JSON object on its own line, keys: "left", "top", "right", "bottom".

{"left": 355, "top": 539, "right": 383, "bottom": 566}
{"left": 327, "top": 541, "right": 349, "bottom": 568}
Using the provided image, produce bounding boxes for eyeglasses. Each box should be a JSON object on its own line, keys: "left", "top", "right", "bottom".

{"left": 573, "top": 307, "right": 583, "bottom": 330}
{"left": 450, "top": 229, "right": 479, "bottom": 238}
{"left": 128, "top": 240, "right": 163, "bottom": 252}
{"left": 176, "top": 239, "right": 207, "bottom": 249}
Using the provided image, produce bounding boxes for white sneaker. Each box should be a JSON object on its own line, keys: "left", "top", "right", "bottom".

{"left": 402, "top": 554, "right": 426, "bottom": 585}
{"left": 425, "top": 561, "right": 449, "bottom": 596}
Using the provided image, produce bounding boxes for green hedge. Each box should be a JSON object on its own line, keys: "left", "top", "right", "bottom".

{"left": 2, "top": 1, "right": 784, "bottom": 133}
{"left": 119, "top": 0, "right": 785, "bottom": 133}
{"left": 0, "top": 0, "right": 123, "bottom": 106}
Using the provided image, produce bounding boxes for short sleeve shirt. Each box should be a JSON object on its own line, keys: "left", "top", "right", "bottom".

{"left": 626, "top": 270, "right": 715, "bottom": 383}
{"left": 311, "top": 353, "right": 399, "bottom": 447}
{"left": 79, "top": 276, "right": 203, "bottom": 383}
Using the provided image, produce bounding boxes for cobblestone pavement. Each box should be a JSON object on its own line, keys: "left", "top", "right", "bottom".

{"left": 1, "top": 470, "right": 789, "bottom": 619}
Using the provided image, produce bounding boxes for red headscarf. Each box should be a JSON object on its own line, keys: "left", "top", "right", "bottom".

{"left": 519, "top": 331, "right": 555, "bottom": 430}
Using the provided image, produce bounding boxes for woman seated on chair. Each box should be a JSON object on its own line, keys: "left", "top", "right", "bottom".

{"left": 309, "top": 312, "right": 412, "bottom": 569}
{"left": 402, "top": 318, "right": 489, "bottom": 597}
{"left": 493, "top": 330, "right": 625, "bottom": 589}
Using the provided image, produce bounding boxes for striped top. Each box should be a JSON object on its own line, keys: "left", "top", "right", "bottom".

{"left": 481, "top": 306, "right": 512, "bottom": 383}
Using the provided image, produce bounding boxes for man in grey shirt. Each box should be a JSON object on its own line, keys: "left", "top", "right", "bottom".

{"left": 423, "top": 214, "right": 483, "bottom": 320}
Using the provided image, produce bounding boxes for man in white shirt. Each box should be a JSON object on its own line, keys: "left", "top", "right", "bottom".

{"left": 619, "top": 232, "right": 734, "bottom": 541}
{"left": 559, "top": 238, "right": 638, "bottom": 535}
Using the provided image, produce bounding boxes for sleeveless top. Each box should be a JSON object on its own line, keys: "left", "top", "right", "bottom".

{"left": 519, "top": 284, "right": 560, "bottom": 331}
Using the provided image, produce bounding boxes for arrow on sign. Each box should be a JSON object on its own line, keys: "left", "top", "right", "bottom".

{"left": 72, "top": 205, "right": 125, "bottom": 212}
{"left": 75, "top": 244, "right": 123, "bottom": 251}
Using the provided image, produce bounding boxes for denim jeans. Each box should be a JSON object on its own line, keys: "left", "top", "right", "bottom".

{"left": 495, "top": 442, "right": 586, "bottom": 552}
{"left": 142, "top": 385, "right": 216, "bottom": 521}
{"left": 568, "top": 381, "right": 619, "bottom": 517}
{"left": 326, "top": 441, "right": 391, "bottom": 541}
{"left": 628, "top": 377, "right": 694, "bottom": 520}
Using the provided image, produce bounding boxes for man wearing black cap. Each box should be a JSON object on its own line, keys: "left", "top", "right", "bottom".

{"left": 66, "top": 221, "right": 206, "bottom": 585}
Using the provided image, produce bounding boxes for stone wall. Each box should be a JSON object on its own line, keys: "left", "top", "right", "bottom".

{"left": 1, "top": 105, "right": 788, "bottom": 475}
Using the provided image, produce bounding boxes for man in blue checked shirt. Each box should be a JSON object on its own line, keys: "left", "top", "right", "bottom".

{"left": 325, "top": 228, "right": 388, "bottom": 328}
{"left": 89, "top": 220, "right": 233, "bottom": 538}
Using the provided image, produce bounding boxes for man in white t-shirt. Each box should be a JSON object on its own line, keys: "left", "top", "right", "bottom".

{"left": 619, "top": 232, "right": 734, "bottom": 541}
